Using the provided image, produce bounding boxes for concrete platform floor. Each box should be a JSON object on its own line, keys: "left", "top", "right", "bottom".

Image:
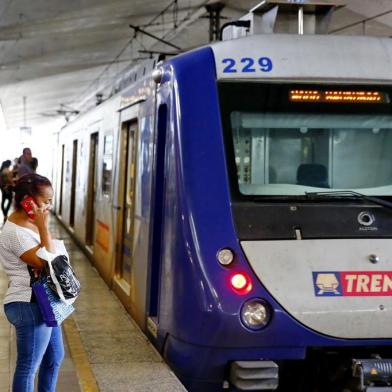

{"left": 0, "top": 217, "right": 186, "bottom": 392}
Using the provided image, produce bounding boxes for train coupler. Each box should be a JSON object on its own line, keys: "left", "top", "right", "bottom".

{"left": 229, "top": 360, "right": 278, "bottom": 390}
{"left": 352, "top": 358, "right": 392, "bottom": 391}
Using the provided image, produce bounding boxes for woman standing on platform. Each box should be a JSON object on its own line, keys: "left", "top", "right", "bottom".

{"left": 0, "top": 173, "right": 64, "bottom": 392}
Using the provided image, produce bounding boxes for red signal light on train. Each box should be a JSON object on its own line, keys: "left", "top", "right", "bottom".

{"left": 231, "top": 274, "right": 247, "bottom": 289}
{"left": 230, "top": 273, "right": 252, "bottom": 294}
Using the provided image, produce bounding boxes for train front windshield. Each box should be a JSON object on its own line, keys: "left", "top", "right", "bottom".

{"left": 219, "top": 83, "right": 392, "bottom": 197}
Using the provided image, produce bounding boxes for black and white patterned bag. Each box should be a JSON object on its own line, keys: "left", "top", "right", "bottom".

{"left": 36, "top": 240, "right": 81, "bottom": 305}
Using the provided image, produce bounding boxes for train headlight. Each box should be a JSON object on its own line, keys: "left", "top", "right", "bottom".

{"left": 152, "top": 68, "right": 163, "bottom": 84}
{"left": 241, "top": 299, "right": 270, "bottom": 330}
{"left": 217, "top": 248, "right": 234, "bottom": 266}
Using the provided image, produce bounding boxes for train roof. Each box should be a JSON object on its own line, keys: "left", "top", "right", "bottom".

{"left": 63, "top": 32, "right": 392, "bottom": 128}
{"left": 211, "top": 33, "right": 392, "bottom": 84}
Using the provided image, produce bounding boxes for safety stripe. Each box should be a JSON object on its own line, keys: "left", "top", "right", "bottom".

{"left": 63, "top": 317, "right": 99, "bottom": 392}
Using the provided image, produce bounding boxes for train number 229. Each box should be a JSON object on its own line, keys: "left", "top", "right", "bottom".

{"left": 222, "top": 57, "right": 273, "bottom": 73}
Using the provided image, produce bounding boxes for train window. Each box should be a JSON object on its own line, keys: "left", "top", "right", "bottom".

{"left": 102, "top": 134, "right": 113, "bottom": 196}
{"left": 229, "top": 112, "right": 392, "bottom": 196}
{"left": 220, "top": 82, "right": 392, "bottom": 197}
{"left": 104, "top": 134, "right": 113, "bottom": 154}
{"left": 102, "top": 156, "right": 112, "bottom": 196}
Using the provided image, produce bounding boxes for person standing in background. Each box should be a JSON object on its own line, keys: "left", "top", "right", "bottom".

{"left": 18, "top": 148, "right": 34, "bottom": 178}
{"left": 12, "top": 157, "right": 20, "bottom": 180}
{"left": 31, "top": 157, "right": 38, "bottom": 173}
{"left": 0, "top": 160, "right": 14, "bottom": 223}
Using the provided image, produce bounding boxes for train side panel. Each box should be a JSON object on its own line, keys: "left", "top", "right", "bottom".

{"left": 54, "top": 77, "right": 158, "bottom": 329}
{"left": 55, "top": 97, "right": 120, "bottom": 281}
{"left": 111, "top": 81, "right": 157, "bottom": 326}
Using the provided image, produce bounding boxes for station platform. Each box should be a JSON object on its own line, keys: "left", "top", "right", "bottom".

{"left": 0, "top": 217, "right": 186, "bottom": 392}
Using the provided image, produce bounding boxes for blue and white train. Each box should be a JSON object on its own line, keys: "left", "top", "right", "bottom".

{"left": 54, "top": 1, "right": 392, "bottom": 391}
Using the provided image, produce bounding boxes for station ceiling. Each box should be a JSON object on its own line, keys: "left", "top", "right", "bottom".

{"left": 0, "top": 0, "right": 391, "bottom": 131}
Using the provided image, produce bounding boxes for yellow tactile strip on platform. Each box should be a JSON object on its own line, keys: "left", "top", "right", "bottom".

{"left": 63, "top": 316, "right": 100, "bottom": 392}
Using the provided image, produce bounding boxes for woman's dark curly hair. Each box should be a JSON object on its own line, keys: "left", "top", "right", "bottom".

{"left": 14, "top": 173, "right": 52, "bottom": 210}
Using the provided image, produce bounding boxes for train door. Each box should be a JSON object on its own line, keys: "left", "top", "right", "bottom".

{"left": 114, "top": 110, "right": 144, "bottom": 318}
{"left": 120, "top": 121, "right": 138, "bottom": 286}
{"left": 147, "top": 104, "right": 168, "bottom": 336}
{"left": 86, "top": 132, "right": 99, "bottom": 248}
{"left": 115, "top": 120, "right": 138, "bottom": 292}
{"left": 59, "top": 144, "right": 65, "bottom": 216}
{"left": 69, "top": 140, "right": 78, "bottom": 228}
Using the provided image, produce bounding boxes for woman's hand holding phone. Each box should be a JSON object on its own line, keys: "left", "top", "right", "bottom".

{"left": 32, "top": 204, "right": 49, "bottom": 230}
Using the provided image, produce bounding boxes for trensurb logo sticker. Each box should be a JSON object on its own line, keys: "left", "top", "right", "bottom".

{"left": 312, "top": 272, "right": 342, "bottom": 296}
{"left": 313, "top": 271, "right": 392, "bottom": 297}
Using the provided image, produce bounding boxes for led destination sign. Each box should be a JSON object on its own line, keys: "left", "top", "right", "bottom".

{"left": 290, "top": 90, "right": 388, "bottom": 104}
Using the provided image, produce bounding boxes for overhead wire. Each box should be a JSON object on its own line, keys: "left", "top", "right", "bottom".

{"left": 329, "top": 8, "right": 392, "bottom": 34}
{"left": 71, "top": 0, "right": 182, "bottom": 109}
{"left": 156, "top": 0, "right": 211, "bottom": 47}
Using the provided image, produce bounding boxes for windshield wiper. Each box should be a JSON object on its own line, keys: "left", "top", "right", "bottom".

{"left": 305, "top": 190, "right": 392, "bottom": 210}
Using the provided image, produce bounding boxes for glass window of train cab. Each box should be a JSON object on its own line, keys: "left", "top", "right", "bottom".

{"left": 218, "top": 83, "right": 392, "bottom": 199}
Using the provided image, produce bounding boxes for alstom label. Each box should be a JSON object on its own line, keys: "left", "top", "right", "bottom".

{"left": 313, "top": 271, "right": 392, "bottom": 297}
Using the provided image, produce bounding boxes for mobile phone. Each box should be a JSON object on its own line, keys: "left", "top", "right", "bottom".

{"left": 20, "top": 196, "right": 36, "bottom": 219}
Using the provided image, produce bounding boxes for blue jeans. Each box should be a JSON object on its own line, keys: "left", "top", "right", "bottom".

{"left": 4, "top": 302, "right": 65, "bottom": 392}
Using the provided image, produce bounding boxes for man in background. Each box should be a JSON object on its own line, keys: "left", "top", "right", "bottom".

{"left": 17, "top": 148, "right": 34, "bottom": 178}
{"left": 31, "top": 157, "right": 38, "bottom": 172}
